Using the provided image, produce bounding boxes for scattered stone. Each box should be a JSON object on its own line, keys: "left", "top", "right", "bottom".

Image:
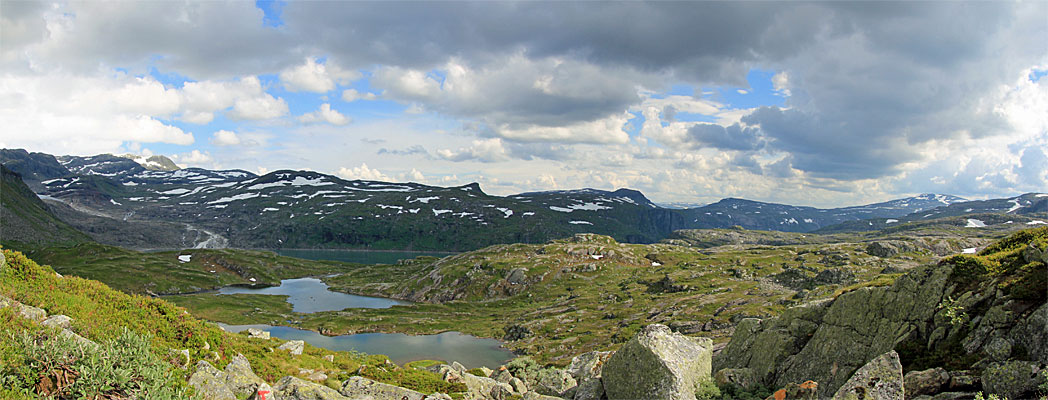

{"left": 16, "top": 303, "right": 47, "bottom": 321}
{"left": 602, "top": 324, "right": 714, "bottom": 400}
{"left": 524, "top": 392, "right": 566, "bottom": 400}
{"left": 59, "top": 328, "right": 98, "bottom": 348}
{"left": 278, "top": 340, "right": 305, "bottom": 356}
{"left": 505, "top": 268, "right": 528, "bottom": 285}
{"left": 169, "top": 348, "right": 191, "bottom": 369}
{"left": 189, "top": 360, "right": 236, "bottom": 400}
{"left": 248, "top": 328, "right": 271, "bottom": 340}
{"left": 831, "top": 350, "right": 903, "bottom": 400}
{"left": 273, "top": 376, "right": 349, "bottom": 400}
{"left": 423, "top": 393, "right": 453, "bottom": 400}
{"left": 573, "top": 377, "right": 604, "bottom": 400}
{"left": 904, "top": 367, "right": 949, "bottom": 398}
{"left": 340, "top": 376, "right": 425, "bottom": 400}
{"left": 323, "top": 354, "right": 335, "bottom": 362}
{"left": 224, "top": 354, "right": 266, "bottom": 399}
{"left": 479, "top": 366, "right": 494, "bottom": 378}
{"left": 41, "top": 314, "right": 73, "bottom": 330}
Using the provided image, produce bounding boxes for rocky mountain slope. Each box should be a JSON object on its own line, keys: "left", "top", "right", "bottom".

{"left": 0, "top": 165, "right": 90, "bottom": 246}
{"left": 3, "top": 148, "right": 1044, "bottom": 251}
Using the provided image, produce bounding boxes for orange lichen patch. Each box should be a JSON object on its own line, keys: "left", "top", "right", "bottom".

{"left": 799, "top": 380, "right": 818, "bottom": 390}
{"left": 771, "top": 388, "right": 787, "bottom": 400}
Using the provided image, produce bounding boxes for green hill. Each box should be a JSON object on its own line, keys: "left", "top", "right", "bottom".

{"left": 0, "top": 165, "right": 90, "bottom": 247}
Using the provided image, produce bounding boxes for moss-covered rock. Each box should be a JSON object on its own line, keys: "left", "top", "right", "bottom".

{"left": 831, "top": 350, "right": 903, "bottom": 400}
{"left": 602, "top": 324, "right": 713, "bottom": 400}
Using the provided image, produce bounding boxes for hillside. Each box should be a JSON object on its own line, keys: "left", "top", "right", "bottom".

{"left": 0, "top": 247, "right": 462, "bottom": 399}
{"left": 0, "top": 165, "right": 90, "bottom": 246}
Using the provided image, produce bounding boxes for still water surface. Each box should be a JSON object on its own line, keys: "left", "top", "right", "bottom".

{"left": 221, "top": 323, "right": 514, "bottom": 369}
{"left": 217, "top": 277, "right": 408, "bottom": 312}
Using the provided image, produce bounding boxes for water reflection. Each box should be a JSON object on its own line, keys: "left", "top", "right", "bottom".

{"left": 217, "top": 278, "right": 408, "bottom": 312}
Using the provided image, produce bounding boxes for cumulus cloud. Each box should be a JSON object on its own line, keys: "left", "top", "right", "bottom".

{"left": 172, "top": 150, "right": 213, "bottom": 168}
{"left": 336, "top": 163, "right": 390, "bottom": 181}
{"left": 686, "top": 123, "right": 764, "bottom": 151}
{"left": 280, "top": 57, "right": 361, "bottom": 93}
{"left": 228, "top": 93, "right": 289, "bottom": 120}
{"left": 298, "top": 103, "right": 350, "bottom": 125}
{"left": 436, "top": 138, "right": 510, "bottom": 163}
{"left": 211, "top": 130, "right": 241, "bottom": 146}
{"left": 378, "top": 145, "right": 428, "bottom": 156}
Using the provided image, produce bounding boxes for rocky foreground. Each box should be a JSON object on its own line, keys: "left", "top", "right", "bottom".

{"left": 1, "top": 228, "right": 1045, "bottom": 399}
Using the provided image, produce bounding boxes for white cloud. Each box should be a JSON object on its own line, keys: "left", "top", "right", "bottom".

{"left": 280, "top": 57, "right": 360, "bottom": 93}
{"left": 211, "top": 130, "right": 241, "bottom": 146}
{"left": 436, "top": 138, "right": 511, "bottom": 162}
{"left": 228, "top": 93, "right": 288, "bottom": 120}
{"left": 336, "top": 163, "right": 390, "bottom": 181}
{"left": 298, "top": 103, "right": 350, "bottom": 125}
{"left": 772, "top": 71, "right": 790, "bottom": 96}
{"left": 341, "top": 88, "right": 377, "bottom": 102}
{"left": 494, "top": 112, "right": 631, "bottom": 144}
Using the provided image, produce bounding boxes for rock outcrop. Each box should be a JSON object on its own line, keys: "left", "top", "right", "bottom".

{"left": 715, "top": 229, "right": 1047, "bottom": 398}
{"left": 602, "top": 324, "right": 714, "bottom": 400}
{"left": 279, "top": 340, "right": 305, "bottom": 355}
{"left": 831, "top": 350, "right": 904, "bottom": 400}
{"left": 274, "top": 376, "right": 349, "bottom": 400}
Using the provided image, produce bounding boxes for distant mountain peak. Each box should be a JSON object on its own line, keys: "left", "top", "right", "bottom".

{"left": 120, "top": 154, "right": 180, "bottom": 171}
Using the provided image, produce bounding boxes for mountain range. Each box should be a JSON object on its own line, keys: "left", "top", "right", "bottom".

{"left": 1, "top": 148, "right": 1045, "bottom": 251}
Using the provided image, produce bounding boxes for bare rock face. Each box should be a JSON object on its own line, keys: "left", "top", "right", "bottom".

{"left": 225, "top": 354, "right": 267, "bottom": 399}
{"left": 41, "top": 314, "right": 73, "bottom": 330}
{"left": 831, "top": 351, "right": 904, "bottom": 400}
{"left": 602, "top": 324, "right": 714, "bottom": 400}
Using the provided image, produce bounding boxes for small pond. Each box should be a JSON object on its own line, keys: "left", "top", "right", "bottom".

{"left": 276, "top": 249, "right": 455, "bottom": 265}
{"left": 217, "top": 277, "right": 409, "bottom": 313}
{"left": 220, "top": 323, "right": 514, "bottom": 369}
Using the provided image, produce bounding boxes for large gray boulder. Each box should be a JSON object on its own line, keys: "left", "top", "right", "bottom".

{"left": 535, "top": 369, "right": 576, "bottom": 398}
{"left": 339, "top": 376, "right": 426, "bottom": 400}
{"left": 274, "top": 376, "right": 349, "bottom": 400}
{"left": 225, "top": 354, "right": 267, "bottom": 399}
{"left": 831, "top": 350, "right": 904, "bottom": 400}
{"left": 279, "top": 340, "right": 305, "bottom": 356}
{"left": 602, "top": 324, "right": 714, "bottom": 400}
{"left": 189, "top": 360, "right": 237, "bottom": 400}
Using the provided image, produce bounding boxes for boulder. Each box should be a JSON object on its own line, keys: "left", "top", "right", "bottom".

{"left": 248, "top": 328, "right": 271, "bottom": 340}
{"left": 451, "top": 361, "right": 467, "bottom": 373}
{"left": 535, "top": 368, "right": 577, "bottom": 398}
{"left": 459, "top": 370, "right": 515, "bottom": 400}
{"left": 225, "top": 354, "right": 267, "bottom": 398}
{"left": 506, "top": 268, "right": 528, "bottom": 285}
{"left": 59, "top": 328, "right": 98, "bottom": 348}
{"left": 479, "top": 367, "right": 494, "bottom": 378}
{"left": 602, "top": 324, "right": 714, "bottom": 400}
{"left": 41, "top": 314, "right": 73, "bottom": 330}
{"left": 510, "top": 377, "right": 528, "bottom": 395}
{"left": 273, "top": 376, "right": 349, "bottom": 400}
{"left": 946, "top": 371, "right": 978, "bottom": 392}
{"left": 323, "top": 355, "right": 335, "bottom": 362}
{"left": 170, "top": 348, "right": 191, "bottom": 369}
{"left": 278, "top": 340, "right": 305, "bottom": 356}
{"left": 566, "top": 351, "right": 613, "bottom": 382}
{"left": 189, "top": 360, "right": 237, "bottom": 400}
{"left": 981, "top": 360, "right": 1044, "bottom": 400}
{"left": 339, "top": 376, "right": 426, "bottom": 400}
{"left": 904, "top": 368, "right": 949, "bottom": 398}
{"left": 831, "top": 350, "right": 904, "bottom": 400}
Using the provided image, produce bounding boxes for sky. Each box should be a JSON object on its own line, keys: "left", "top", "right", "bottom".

{"left": 1, "top": 1, "right": 1046, "bottom": 207}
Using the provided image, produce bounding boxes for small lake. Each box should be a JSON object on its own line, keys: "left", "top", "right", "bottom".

{"left": 276, "top": 249, "right": 455, "bottom": 265}
{"left": 218, "top": 278, "right": 409, "bottom": 312}
{"left": 220, "top": 323, "right": 514, "bottom": 369}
